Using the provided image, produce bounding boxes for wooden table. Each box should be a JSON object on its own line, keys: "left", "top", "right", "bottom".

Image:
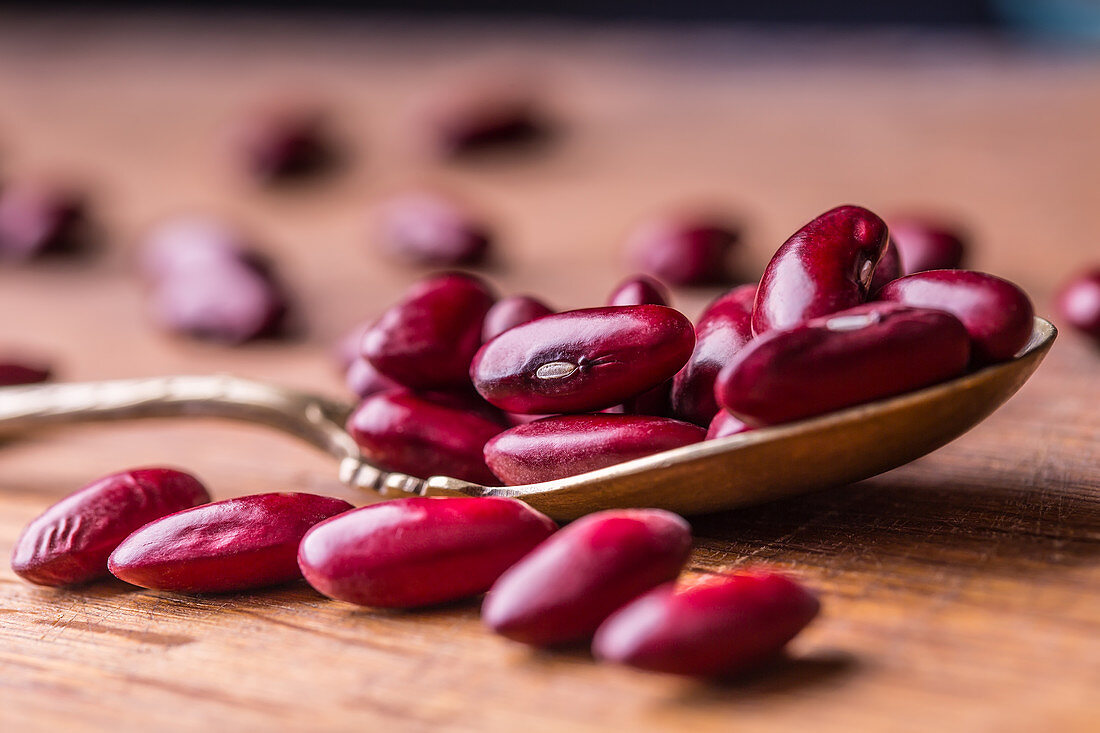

{"left": 1, "top": 14, "right": 1097, "bottom": 732}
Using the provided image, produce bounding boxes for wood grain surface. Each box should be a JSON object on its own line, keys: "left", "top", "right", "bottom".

{"left": 0, "top": 14, "right": 1097, "bottom": 733}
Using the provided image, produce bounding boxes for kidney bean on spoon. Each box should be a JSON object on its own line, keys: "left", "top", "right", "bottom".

{"left": 484, "top": 414, "right": 705, "bottom": 485}
{"left": 482, "top": 509, "right": 692, "bottom": 646}
{"left": 1056, "top": 268, "right": 1100, "bottom": 341}
{"left": 344, "top": 356, "right": 401, "bottom": 399}
{"left": 592, "top": 572, "right": 820, "bottom": 677}
{"left": 0, "top": 181, "right": 86, "bottom": 261}
{"left": 108, "top": 493, "right": 352, "bottom": 594}
{"left": 607, "top": 275, "right": 670, "bottom": 307}
{"left": 888, "top": 217, "right": 967, "bottom": 273}
{"left": 670, "top": 284, "right": 755, "bottom": 425}
{"left": 706, "top": 411, "right": 753, "bottom": 440}
{"left": 717, "top": 302, "right": 971, "bottom": 426}
{"left": 11, "top": 468, "right": 210, "bottom": 587}
{"left": 878, "top": 270, "right": 1034, "bottom": 364}
{"left": 752, "top": 204, "right": 889, "bottom": 334}
{"left": 471, "top": 305, "right": 694, "bottom": 414}
{"left": 868, "top": 236, "right": 902, "bottom": 294}
{"left": 363, "top": 272, "right": 495, "bottom": 390}
{"left": 346, "top": 389, "right": 506, "bottom": 484}
{"left": 0, "top": 360, "right": 51, "bottom": 386}
{"left": 607, "top": 379, "right": 674, "bottom": 418}
{"left": 626, "top": 215, "right": 739, "bottom": 286}
{"left": 376, "top": 190, "right": 492, "bottom": 266}
{"left": 298, "top": 497, "right": 557, "bottom": 608}
{"left": 482, "top": 295, "right": 554, "bottom": 342}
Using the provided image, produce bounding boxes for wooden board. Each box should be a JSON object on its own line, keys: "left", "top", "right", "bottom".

{"left": 1, "top": 14, "right": 1098, "bottom": 733}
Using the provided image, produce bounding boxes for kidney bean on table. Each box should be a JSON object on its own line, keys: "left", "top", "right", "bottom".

{"left": 483, "top": 509, "right": 692, "bottom": 646}
{"left": 878, "top": 269, "right": 1034, "bottom": 364}
{"left": 417, "top": 80, "right": 548, "bottom": 158}
{"left": 706, "top": 411, "right": 753, "bottom": 440}
{"left": 108, "top": 493, "right": 352, "bottom": 593}
{"left": 888, "top": 216, "right": 967, "bottom": 273}
{"left": 231, "top": 105, "right": 333, "bottom": 183}
{"left": 362, "top": 272, "right": 495, "bottom": 390}
{"left": 752, "top": 204, "right": 889, "bottom": 334}
{"left": 471, "top": 305, "right": 695, "bottom": 414}
{"left": 375, "top": 190, "right": 492, "bottom": 266}
{"left": 717, "top": 302, "right": 971, "bottom": 426}
{"left": 625, "top": 215, "right": 739, "bottom": 286}
{"left": 592, "top": 572, "right": 820, "bottom": 677}
{"left": 11, "top": 468, "right": 210, "bottom": 587}
{"left": 607, "top": 275, "right": 670, "bottom": 307}
{"left": 484, "top": 414, "right": 705, "bottom": 485}
{"left": 0, "top": 360, "right": 52, "bottom": 386}
{"left": 1056, "top": 268, "right": 1100, "bottom": 341}
{"left": 298, "top": 497, "right": 557, "bottom": 608}
{"left": 482, "top": 295, "right": 554, "bottom": 342}
{"left": 0, "top": 181, "right": 86, "bottom": 261}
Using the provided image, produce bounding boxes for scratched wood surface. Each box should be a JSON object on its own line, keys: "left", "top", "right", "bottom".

{"left": 0, "top": 14, "right": 1098, "bottom": 733}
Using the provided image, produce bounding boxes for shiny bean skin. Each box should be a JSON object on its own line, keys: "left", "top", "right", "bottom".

{"left": 592, "top": 572, "right": 820, "bottom": 677}
{"left": 705, "top": 411, "right": 753, "bottom": 440}
{"left": 12, "top": 468, "right": 210, "bottom": 587}
{"left": 0, "top": 360, "right": 51, "bottom": 386}
{"left": 1056, "top": 268, "right": 1100, "bottom": 341}
{"left": 376, "top": 191, "right": 491, "bottom": 266}
{"left": 868, "top": 236, "right": 902, "bottom": 294}
{"left": 716, "top": 302, "right": 971, "bottom": 426}
{"left": 626, "top": 216, "right": 739, "bottom": 286}
{"left": 108, "top": 493, "right": 352, "bottom": 593}
{"left": 482, "top": 295, "right": 554, "bottom": 342}
{"left": 752, "top": 204, "right": 889, "bottom": 334}
{"left": 471, "top": 305, "right": 695, "bottom": 414}
{"left": 482, "top": 509, "right": 692, "bottom": 646}
{"left": 889, "top": 217, "right": 966, "bottom": 273}
{"left": 607, "top": 275, "right": 670, "bottom": 307}
{"left": 878, "top": 269, "right": 1034, "bottom": 364}
{"left": 298, "top": 497, "right": 557, "bottom": 608}
{"left": 362, "top": 273, "right": 495, "bottom": 390}
{"left": 484, "top": 414, "right": 705, "bottom": 485}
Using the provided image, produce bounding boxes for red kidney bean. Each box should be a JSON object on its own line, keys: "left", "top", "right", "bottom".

{"left": 705, "top": 411, "right": 752, "bottom": 440}
{"left": 346, "top": 389, "right": 505, "bottom": 484}
{"left": 482, "top": 295, "right": 554, "bottom": 342}
{"left": 607, "top": 275, "right": 670, "bottom": 307}
{"left": 363, "top": 272, "right": 495, "bottom": 390}
{"left": 878, "top": 269, "right": 1034, "bottom": 364}
{"left": 231, "top": 105, "right": 333, "bottom": 183}
{"left": 752, "top": 204, "right": 889, "bottom": 334}
{"left": 333, "top": 321, "right": 372, "bottom": 372}
{"left": 1056, "top": 268, "right": 1100, "bottom": 341}
{"left": 344, "top": 356, "right": 400, "bottom": 399}
{"left": 626, "top": 215, "right": 739, "bottom": 286}
{"left": 108, "top": 492, "right": 352, "bottom": 593}
{"left": 592, "top": 572, "right": 820, "bottom": 677}
{"left": 717, "top": 302, "right": 970, "bottom": 426}
{"left": 670, "top": 284, "right": 756, "bottom": 425}
{"left": 471, "top": 305, "right": 695, "bottom": 414}
{"left": 298, "top": 497, "right": 557, "bottom": 608}
{"left": 868, "top": 236, "right": 902, "bottom": 294}
{"left": 484, "top": 414, "right": 705, "bottom": 485}
{"left": 606, "top": 379, "right": 674, "bottom": 418}
{"left": 482, "top": 509, "right": 692, "bottom": 646}
{"left": 376, "top": 191, "right": 491, "bottom": 266}
{"left": 419, "top": 82, "right": 548, "bottom": 158}
{"left": 12, "top": 468, "right": 210, "bottom": 587}
{"left": 889, "top": 216, "right": 966, "bottom": 273}
{"left": 0, "top": 360, "right": 51, "bottom": 386}
{"left": 0, "top": 181, "right": 85, "bottom": 261}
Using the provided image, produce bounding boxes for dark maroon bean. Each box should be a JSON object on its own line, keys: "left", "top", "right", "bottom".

{"left": 868, "top": 236, "right": 902, "bottom": 294}
{"left": 717, "top": 302, "right": 970, "bottom": 426}
{"left": 1056, "top": 268, "right": 1100, "bottom": 341}
{"left": 483, "top": 509, "right": 692, "bottom": 646}
{"left": 671, "top": 284, "right": 755, "bottom": 425}
{"left": 482, "top": 295, "right": 554, "bottom": 342}
{"left": 0, "top": 181, "right": 85, "bottom": 261}
{"left": 607, "top": 379, "right": 673, "bottom": 418}
{"left": 0, "top": 360, "right": 51, "bottom": 386}
{"left": 108, "top": 492, "right": 352, "bottom": 594}
{"left": 752, "top": 204, "right": 889, "bottom": 334}
{"left": 346, "top": 389, "right": 505, "bottom": 484}
{"left": 484, "top": 414, "right": 705, "bottom": 485}
{"left": 376, "top": 191, "right": 491, "bottom": 266}
{"left": 592, "top": 572, "right": 820, "bottom": 677}
{"left": 607, "top": 275, "right": 670, "bottom": 307}
{"left": 878, "top": 270, "right": 1034, "bottom": 364}
{"left": 363, "top": 273, "right": 495, "bottom": 390}
{"left": 706, "top": 411, "right": 752, "bottom": 440}
{"left": 231, "top": 105, "right": 333, "bottom": 183}
{"left": 12, "top": 468, "right": 210, "bottom": 587}
{"left": 471, "top": 305, "right": 695, "bottom": 414}
{"left": 419, "top": 82, "right": 548, "bottom": 158}
{"left": 889, "top": 217, "right": 966, "bottom": 273}
{"left": 298, "top": 497, "right": 557, "bottom": 608}
{"left": 344, "top": 356, "right": 400, "bottom": 399}
{"left": 626, "top": 215, "right": 739, "bottom": 286}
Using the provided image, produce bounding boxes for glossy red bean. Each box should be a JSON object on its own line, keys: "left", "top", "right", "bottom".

{"left": 483, "top": 509, "right": 692, "bottom": 646}
{"left": 607, "top": 275, "right": 670, "bottom": 307}
{"left": 717, "top": 302, "right": 971, "bottom": 426}
{"left": 231, "top": 106, "right": 333, "bottom": 182}
{"left": 607, "top": 379, "right": 674, "bottom": 418}
{"left": 363, "top": 273, "right": 495, "bottom": 390}
{"left": 626, "top": 215, "right": 739, "bottom": 286}
{"left": 0, "top": 181, "right": 85, "bottom": 260}
{"left": 868, "top": 236, "right": 902, "bottom": 294}
{"left": 298, "top": 497, "right": 557, "bottom": 608}
{"left": 705, "top": 411, "right": 753, "bottom": 440}
{"left": 0, "top": 360, "right": 51, "bottom": 386}
{"left": 671, "top": 284, "right": 755, "bottom": 425}
{"left": 889, "top": 217, "right": 966, "bottom": 273}
{"left": 11, "top": 469, "right": 210, "bottom": 587}
{"left": 376, "top": 191, "right": 491, "bottom": 266}
{"left": 344, "top": 356, "right": 400, "bottom": 399}
{"left": 471, "top": 305, "right": 695, "bottom": 414}
{"left": 108, "top": 493, "right": 352, "bottom": 593}
{"left": 878, "top": 270, "right": 1034, "bottom": 364}
{"left": 346, "top": 389, "right": 505, "bottom": 484}
{"left": 752, "top": 204, "right": 889, "bottom": 334}
{"left": 482, "top": 295, "right": 554, "bottom": 342}
{"left": 1056, "top": 268, "right": 1100, "bottom": 341}
{"left": 592, "top": 572, "right": 820, "bottom": 677}
{"left": 484, "top": 414, "right": 705, "bottom": 485}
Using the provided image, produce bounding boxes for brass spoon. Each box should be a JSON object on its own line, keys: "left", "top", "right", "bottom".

{"left": 0, "top": 317, "right": 1056, "bottom": 520}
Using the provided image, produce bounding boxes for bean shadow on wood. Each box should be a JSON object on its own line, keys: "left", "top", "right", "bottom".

{"left": 668, "top": 650, "right": 860, "bottom": 705}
